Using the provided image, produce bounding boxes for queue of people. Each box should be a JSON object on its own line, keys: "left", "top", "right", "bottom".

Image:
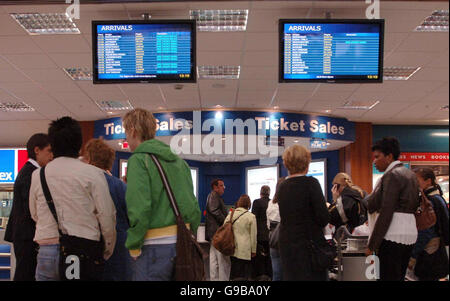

{"left": 4, "top": 107, "right": 449, "bottom": 281}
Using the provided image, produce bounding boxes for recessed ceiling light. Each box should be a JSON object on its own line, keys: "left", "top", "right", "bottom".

{"left": 190, "top": 9, "right": 249, "bottom": 32}
{"left": 63, "top": 68, "right": 92, "bottom": 80}
{"left": 294, "top": 139, "right": 299, "bottom": 143}
{"left": 415, "top": 10, "right": 449, "bottom": 32}
{"left": 215, "top": 111, "right": 223, "bottom": 119}
{"left": 197, "top": 66, "right": 240, "bottom": 79}
{"left": 0, "top": 101, "right": 35, "bottom": 112}
{"left": 431, "top": 132, "right": 449, "bottom": 137}
{"left": 338, "top": 100, "right": 380, "bottom": 110}
{"left": 10, "top": 13, "right": 80, "bottom": 35}
{"left": 95, "top": 100, "right": 133, "bottom": 112}
{"left": 384, "top": 67, "right": 421, "bottom": 80}
{"left": 325, "top": 109, "right": 332, "bottom": 113}
{"left": 273, "top": 106, "right": 280, "bottom": 110}
{"left": 214, "top": 104, "right": 223, "bottom": 108}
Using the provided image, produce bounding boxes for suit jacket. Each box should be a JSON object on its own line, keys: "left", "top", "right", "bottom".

{"left": 251, "top": 196, "right": 270, "bottom": 242}
{"left": 205, "top": 191, "right": 228, "bottom": 241}
{"left": 4, "top": 161, "right": 37, "bottom": 242}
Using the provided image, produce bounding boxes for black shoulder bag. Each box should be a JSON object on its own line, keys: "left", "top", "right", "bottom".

{"left": 40, "top": 166, "right": 105, "bottom": 281}
{"left": 147, "top": 154, "right": 206, "bottom": 281}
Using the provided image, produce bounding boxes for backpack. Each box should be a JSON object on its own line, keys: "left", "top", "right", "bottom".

{"left": 212, "top": 210, "right": 247, "bottom": 256}
{"left": 415, "top": 189, "right": 437, "bottom": 231}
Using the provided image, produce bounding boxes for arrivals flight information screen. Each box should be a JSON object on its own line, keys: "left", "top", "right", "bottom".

{"left": 92, "top": 21, "right": 196, "bottom": 83}
{"left": 279, "top": 20, "right": 384, "bottom": 83}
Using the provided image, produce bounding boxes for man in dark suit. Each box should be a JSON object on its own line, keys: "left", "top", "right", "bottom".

{"left": 251, "top": 185, "right": 273, "bottom": 280}
{"left": 4, "top": 133, "right": 53, "bottom": 281}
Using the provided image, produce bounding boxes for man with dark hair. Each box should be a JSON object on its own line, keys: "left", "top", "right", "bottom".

{"left": 205, "top": 178, "right": 230, "bottom": 281}
{"left": 4, "top": 133, "right": 53, "bottom": 281}
{"left": 251, "top": 185, "right": 273, "bottom": 280}
{"left": 366, "top": 136, "right": 420, "bottom": 281}
{"left": 29, "top": 117, "right": 116, "bottom": 281}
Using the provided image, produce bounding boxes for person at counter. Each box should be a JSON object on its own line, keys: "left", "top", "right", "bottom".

{"left": 277, "top": 145, "right": 330, "bottom": 281}
{"left": 366, "top": 137, "right": 419, "bottom": 281}
{"left": 205, "top": 179, "right": 231, "bottom": 281}
{"left": 4, "top": 133, "right": 53, "bottom": 281}
{"left": 251, "top": 185, "right": 272, "bottom": 280}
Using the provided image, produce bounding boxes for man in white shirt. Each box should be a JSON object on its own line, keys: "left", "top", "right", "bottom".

{"left": 29, "top": 116, "right": 116, "bottom": 281}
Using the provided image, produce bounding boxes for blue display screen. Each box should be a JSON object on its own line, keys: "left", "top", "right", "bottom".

{"left": 93, "top": 22, "right": 195, "bottom": 82}
{"left": 280, "top": 21, "right": 383, "bottom": 82}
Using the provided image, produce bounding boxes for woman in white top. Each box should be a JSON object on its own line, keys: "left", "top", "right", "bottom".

{"left": 266, "top": 177, "right": 285, "bottom": 281}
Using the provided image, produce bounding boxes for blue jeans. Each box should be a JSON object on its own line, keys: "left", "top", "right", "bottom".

{"left": 132, "top": 244, "right": 176, "bottom": 281}
{"left": 36, "top": 244, "right": 60, "bottom": 281}
{"left": 270, "top": 247, "right": 283, "bottom": 281}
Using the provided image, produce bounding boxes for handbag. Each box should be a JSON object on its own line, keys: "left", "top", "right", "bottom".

{"left": 268, "top": 221, "right": 280, "bottom": 249}
{"left": 40, "top": 166, "right": 105, "bottom": 281}
{"left": 212, "top": 210, "right": 247, "bottom": 256}
{"left": 305, "top": 186, "right": 336, "bottom": 272}
{"left": 414, "top": 243, "right": 449, "bottom": 279}
{"left": 415, "top": 189, "right": 437, "bottom": 231}
{"left": 148, "top": 154, "right": 207, "bottom": 281}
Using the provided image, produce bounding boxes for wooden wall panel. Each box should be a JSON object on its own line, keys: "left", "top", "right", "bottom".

{"left": 79, "top": 121, "right": 94, "bottom": 156}
{"left": 339, "top": 122, "right": 373, "bottom": 194}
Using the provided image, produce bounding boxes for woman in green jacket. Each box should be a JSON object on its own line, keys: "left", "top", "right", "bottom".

{"left": 123, "top": 108, "right": 201, "bottom": 281}
{"left": 224, "top": 194, "right": 257, "bottom": 281}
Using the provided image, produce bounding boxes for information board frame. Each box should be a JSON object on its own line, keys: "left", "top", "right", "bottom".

{"left": 92, "top": 19, "right": 197, "bottom": 84}
{"left": 279, "top": 19, "right": 384, "bottom": 83}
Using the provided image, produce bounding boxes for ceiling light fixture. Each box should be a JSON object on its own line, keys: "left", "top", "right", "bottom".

{"left": 383, "top": 67, "right": 421, "bottom": 80}
{"left": 215, "top": 111, "right": 223, "bottom": 119}
{"left": 338, "top": 100, "right": 380, "bottom": 110}
{"left": 0, "top": 101, "right": 35, "bottom": 112}
{"left": 95, "top": 100, "right": 134, "bottom": 112}
{"left": 431, "top": 132, "right": 449, "bottom": 137}
{"left": 63, "top": 68, "right": 92, "bottom": 80}
{"left": 415, "top": 10, "right": 449, "bottom": 32}
{"left": 197, "top": 66, "right": 240, "bottom": 79}
{"left": 190, "top": 9, "right": 249, "bottom": 32}
{"left": 10, "top": 13, "right": 81, "bottom": 35}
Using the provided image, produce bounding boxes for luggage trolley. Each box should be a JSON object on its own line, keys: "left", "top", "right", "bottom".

{"left": 335, "top": 226, "right": 372, "bottom": 281}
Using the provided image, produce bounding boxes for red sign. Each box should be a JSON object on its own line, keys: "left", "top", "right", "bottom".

{"left": 17, "top": 149, "right": 29, "bottom": 171}
{"left": 399, "top": 152, "right": 449, "bottom": 162}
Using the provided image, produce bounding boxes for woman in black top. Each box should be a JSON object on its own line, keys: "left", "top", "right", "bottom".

{"left": 278, "top": 145, "right": 330, "bottom": 281}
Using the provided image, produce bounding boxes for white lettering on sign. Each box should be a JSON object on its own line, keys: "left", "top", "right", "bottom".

{"left": 0, "top": 172, "right": 13, "bottom": 181}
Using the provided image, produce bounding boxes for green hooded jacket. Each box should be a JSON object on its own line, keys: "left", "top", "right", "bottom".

{"left": 125, "top": 139, "right": 201, "bottom": 252}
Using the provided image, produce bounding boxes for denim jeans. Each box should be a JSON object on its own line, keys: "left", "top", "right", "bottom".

{"left": 270, "top": 247, "right": 283, "bottom": 281}
{"left": 132, "top": 244, "right": 176, "bottom": 281}
{"left": 35, "top": 244, "right": 60, "bottom": 281}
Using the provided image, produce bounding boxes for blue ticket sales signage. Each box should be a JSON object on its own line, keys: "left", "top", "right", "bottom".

{"left": 94, "top": 111, "right": 355, "bottom": 142}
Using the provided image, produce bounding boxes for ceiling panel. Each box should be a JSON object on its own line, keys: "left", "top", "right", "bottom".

{"left": 244, "top": 33, "right": 278, "bottom": 51}
{"left": 22, "top": 68, "right": 72, "bottom": 83}
{"left": 242, "top": 51, "right": 277, "bottom": 66}
{"left": 239, "top": 66, "right": 277, "bottom": 80}
{"left": 381, "top": 10, "right": 431, "bottom": 33}
{"left": 0, "top": 82, "right": 42, "bottom": 94}
{"left": 47, "top": 53, "right": 91, "bottom": 68}
{"left": 0, "top": 36, "right": 42, "bottom": 54}
{"left": 3, "top": 54, "right": 58, "bottom": 69}
{"left": 197, "top": 51, "right": 241, "bottom": 66}
{"left": 360, "top": 102, "right": 411, "bottom": 119}
{"left": 384, "top": 51, "right": 438, "bottom": 67}
{"left": 239, "top": 79, "right": 277, "bottom": 91}
{"left": 409, "top": 67, "right": 449, "bottom": 82}
{"left": 200, "top": 90, "right": 236, "bottom": 107}
{"left": 237, "top": 90, "right": 275, "bottom": 107}
{"left": 394, "top": 102, "right": 445, "bottom": 119}
{"left": 397, "top": 32, "right": 449, "bottom": 53}
{"left": 197, "top": 32, "right": 245, "bottom": 52}
{"left": 49, "top": 91, "right": 103, "bottom": 121}
{"left": 31, "top": 35, "right": 91, "bottom": 53}
{"left": 198, "top": 79, "right": 238, "bottom": 91}
{"left": 38, "top": 80, "right": 82, "bottom": 93}
{"left": 0, "top": 68, "right": 32, "bottom": 82}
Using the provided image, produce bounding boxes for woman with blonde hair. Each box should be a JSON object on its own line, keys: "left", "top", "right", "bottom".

{"left": 122, "top": 108, "right": 201, "bottom": 281}
{"left": 329, "top": 172, "right": 367, "bottom": 233}
{"left": 277, "top": 145, "right": 330, "bottom": 280}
